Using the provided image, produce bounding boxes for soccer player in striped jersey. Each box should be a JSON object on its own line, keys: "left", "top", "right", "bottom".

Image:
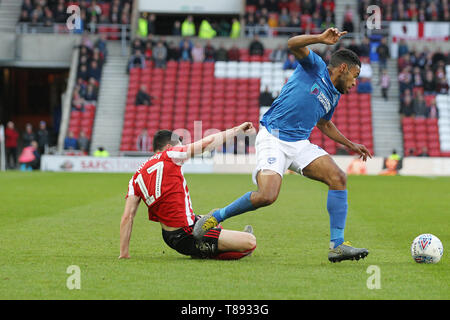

{"left": 119, "top": 122, "right": 257, "bottom": 260}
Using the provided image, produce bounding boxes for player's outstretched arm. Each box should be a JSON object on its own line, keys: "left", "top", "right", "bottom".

{"left": 317, "top": 119, "right": 372, "bottom": 161}
{"left": 288, "top": 28, "right": 348, "bottom": 60}
{"left": 119, "top": 195, "right": 141, "bottom": 259}
{"left": 186, "top": 122, "right": 255, "bottom": 157}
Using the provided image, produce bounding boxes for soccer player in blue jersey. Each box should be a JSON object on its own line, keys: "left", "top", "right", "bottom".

{"left": 194, "top": 28, "right": 372, "bottom": 262}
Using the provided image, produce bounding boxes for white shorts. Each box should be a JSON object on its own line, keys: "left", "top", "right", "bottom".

{"left": 252, "top": 126, "right": 328, "bottom": 185}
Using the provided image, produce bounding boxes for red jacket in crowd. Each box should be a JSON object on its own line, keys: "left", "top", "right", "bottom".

{"left": 5, "top": 127, "right": 19, "bottom": 148}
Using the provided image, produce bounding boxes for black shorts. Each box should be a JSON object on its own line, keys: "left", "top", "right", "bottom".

{"left": 161, "top": 217, "right": 222, "bottom": 259}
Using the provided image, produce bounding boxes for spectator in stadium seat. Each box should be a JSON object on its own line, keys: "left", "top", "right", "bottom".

{"left": 77, "top": 64, "right": 89, "bottom": 82}
{"left": 413, "top": 92, "right": 427, "bottom": 118}
{"left": 356, "top": 78, "right": 372, "bottom": 93}
{"left": 270, "top": 44, "right": 288, "bottom": 62}
{"left": 128, "top": 49, "right": 146, "bottom": 71}
{"left": 346, "top": 39, "right": 360, "bottom": 57}
{"left": 249, "top": 34, "right": 264, "bottom": 56}
{"left": 423, "top": 69, "right": 436, "bottom": 94}
{"left": 398, "top": 66, "right": 413, "bottom": 94}
{"left": 64, "top": 131, "right": 78, "bottom": 150}
{"left": 204, "top": 41, "right": 216, "bottom": 62}
{"left": 283, "top": 54, "right": 299, "bottom": 70}
{"left": 397, "top": 39, "right": 409, "bottom": 58}
{"left": 84, "top": 83, "right": 98, "bottom": 102}
{"left": 22, "top": 123, "right": 35, "bottom": 148}
{"left": 78, "top": 131, "right": 90, "bottom": 154}
{"left": 19, "top": 9, "right": 30, "bottom": 23}
{"left": 191, "top": 42, "right": 205, "bottom": 62}
{"left": 135, "top": 85, "right": 152, "bottom": 106}
{"left": 18, "top": 140, "right": 40, "bottom": 171}
{"left": 147, "top": 13, "right": 156, "bottom": 35}
{"left": 379, "top": 69, "right": 390, "bottom": 101}
{"left": 342, "top": 5, "right": 354, "bottom": 33}
{"left": 136, "top": 129, "right": 151, "bottom": 152}
{"left": 21, "top": 0, "right": 33, "bottom": 15}
{"left": 36, "top": 121, "right": 49, "bottom": 155}
{"left": 259, "top": 86, "right": 274, "bottom": 107}
{"left": 166, "top": 41, "right": 180, "bottom": 61}
{"left": 417, "top": 146, "right": 429, "bottom": 157}
{"left": 5, "top": 121, "right": 19, "bottom": 169}
{"left": 88, "top": 60, "right": 102, "bottom": 82}
{"left": 436, "top": 77, "right": 449, "bottom": 94}
{"left": 399, "top": 89, "right": 414, "bottom": 118}
{"left": 412, "top": 66, "right": 424, "bottom": 88}
{"left": 143, "top": 41, "right": 152, "bottom": 61}
{"left": 255, "top": 17, "right": 270, "bottom": 37}
{"left": 426, "top": 99, "right": 439, "bottom": 119}
{"left": 227, "top": 43, "right": 240, "bottom": 61}
{"left": 358, "top": 36, "right": 370, "bottom": 58}
{"left": 172, "top": 20, "right": 181, "bottom": 36}
{"left": 131, "top": 38, "right": 144, "bottom": 55}
{"left": 376, "top": 37, "right": 390, "bottom": 72}
{"left": 179, "top": 40, "right": 193, "bottom": 62}
{"left": 153, "top": 41, "right": 168, "bottom": 68}
{"left": 215, "top": 42, "right": 228, "bottom": 61}
{"left": 245, "top": 14, "right": 256, "bottom": 37}
{"left": 278, "top": 7, "right": 291, "bottom": 30}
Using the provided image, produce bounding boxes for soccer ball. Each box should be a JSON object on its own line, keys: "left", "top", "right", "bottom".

{"left": 411, "top": 234, "right": 443, "bottom": 264}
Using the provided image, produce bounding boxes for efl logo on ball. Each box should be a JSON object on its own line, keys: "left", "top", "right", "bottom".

{"left": 411, "top": 234, "right": 443, "bottom": 264}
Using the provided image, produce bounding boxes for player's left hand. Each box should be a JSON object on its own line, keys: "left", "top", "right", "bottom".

{"left": 349, "top": 143, "right": 372, "bottom": 161}
{"left": 237, "top": 122, "right": 256, "bottom": 134}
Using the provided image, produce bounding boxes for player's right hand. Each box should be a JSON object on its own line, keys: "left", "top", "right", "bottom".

{"left": 319, "top": 28, "right": 347, "bottom": 45}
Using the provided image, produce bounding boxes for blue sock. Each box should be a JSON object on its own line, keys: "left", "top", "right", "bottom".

{"left": 327, "top": 190, "right": 348, "bottom": 248}
{"left": 212, "top": 192, "right": 255, "bottom": 223}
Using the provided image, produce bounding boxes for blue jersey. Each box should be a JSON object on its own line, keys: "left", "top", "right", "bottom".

{"left": 260, "top": 50, "right": 341, "bottom": 142}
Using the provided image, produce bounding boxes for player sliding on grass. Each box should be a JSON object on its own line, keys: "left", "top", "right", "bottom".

{"left": 119, "top": 122, "right": 257, "bottom": 260}
{"left": 194, "top": 28, "right": 372, "bottom": 263}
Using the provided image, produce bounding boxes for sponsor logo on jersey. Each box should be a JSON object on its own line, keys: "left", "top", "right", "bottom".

{"left": 311, "top": 83, "right": 331, "bottom": 112}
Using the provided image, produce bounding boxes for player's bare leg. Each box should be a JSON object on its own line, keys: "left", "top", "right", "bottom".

{"left": 213, "top": 229, "right": 257, "bottom": 260}
{"left": 193, "top": 170, "right": 282, "bottom": 240}
{"left": 302, "top": 155, "right": 369, "bottom": 262}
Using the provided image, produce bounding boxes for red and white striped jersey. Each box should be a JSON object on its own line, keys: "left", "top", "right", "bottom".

{"left": 126, "top": 146, "right": 196, "bottom": 228}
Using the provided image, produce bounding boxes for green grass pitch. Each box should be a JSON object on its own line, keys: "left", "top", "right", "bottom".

{"left": 0, "top": 171, "right": 448, "bottom": 299}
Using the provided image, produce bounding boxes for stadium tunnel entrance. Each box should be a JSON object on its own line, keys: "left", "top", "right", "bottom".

{"left": 0, "top": 67, "right": 68, "bottom": 150}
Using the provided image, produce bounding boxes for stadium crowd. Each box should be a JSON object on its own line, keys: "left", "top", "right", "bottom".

{"left": 4, "top": 120, "right": 50, "bottom": 170}
{"left": 359, "top": 0, "right": 450, "bottom": 22}
{"left": 244, "top": 0, "right": 338, "bottom": 36}
{"left": 19, "top": 0, "right": 133, "bottom": 29}
{"left": 397, "top": 44, "right": 449, "bottom": 119}
{"left": 66, "top": 35, "right": 109, "bottom": 153}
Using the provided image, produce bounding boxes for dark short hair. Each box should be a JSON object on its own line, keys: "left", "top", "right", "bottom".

{"left": 329, "top": 49, "right": 361, "bottom": 69}
{"left": 152, "top": 130, "right": 182, "bottom": 152}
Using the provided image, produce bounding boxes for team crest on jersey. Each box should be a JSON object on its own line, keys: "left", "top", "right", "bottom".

{"left": 310, "top": 83, "right": 320, "bottom": 96}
